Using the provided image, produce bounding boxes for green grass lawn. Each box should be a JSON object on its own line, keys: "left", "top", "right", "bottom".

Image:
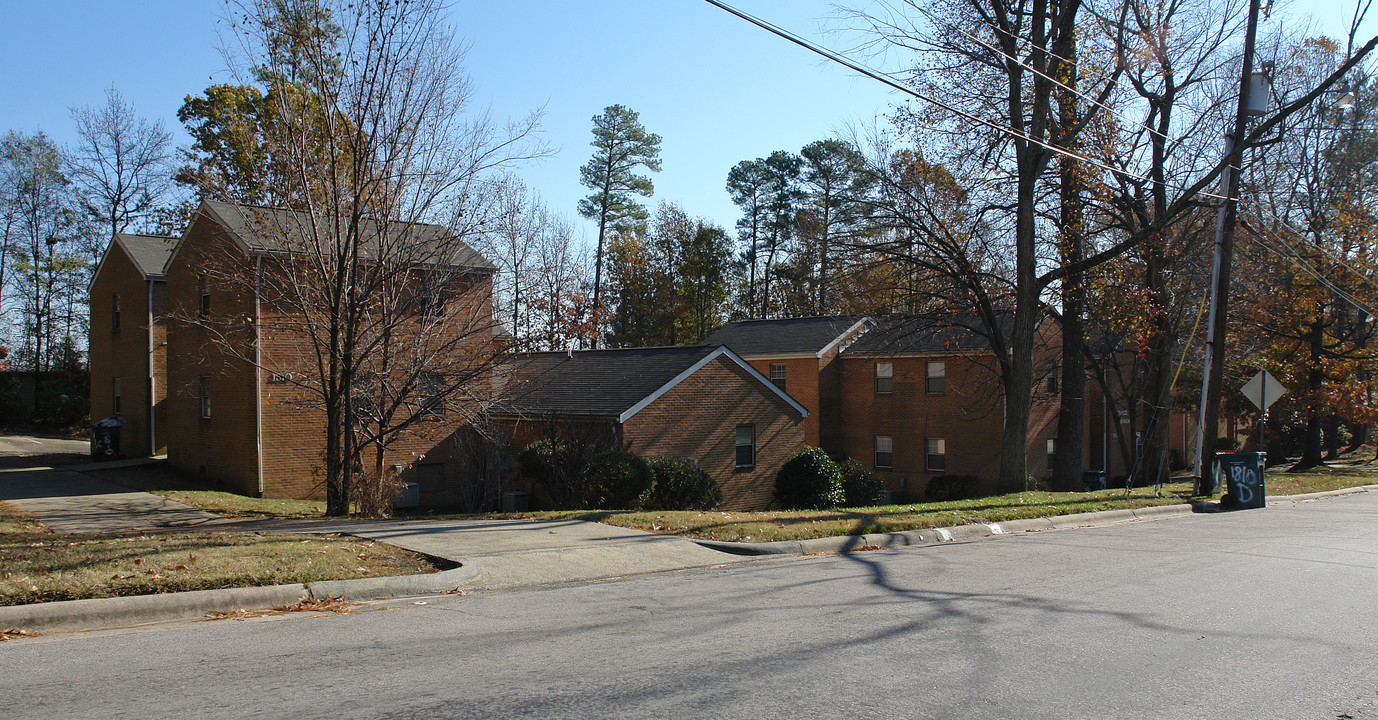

{"left": 83, "top": 457, "right": 1378, "bottom": 544}
{"left": 0, "top": 501, "right": 437, "bottom": 606}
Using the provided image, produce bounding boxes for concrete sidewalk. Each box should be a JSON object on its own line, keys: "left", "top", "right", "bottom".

{"left": 0, "top": 464, "right": 226, "bottom": 533}
{"left": 225, "top": 517, "right": 755, "bottom": 591}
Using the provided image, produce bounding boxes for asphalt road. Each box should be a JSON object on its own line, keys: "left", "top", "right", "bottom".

{"left": 3, "top": 492, "right": 1376, "bottom": 720}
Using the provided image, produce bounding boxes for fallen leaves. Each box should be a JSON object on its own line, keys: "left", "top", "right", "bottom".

{"left": 204, "top": 595, "right": 360, "bottom": 621}
{"left": 0, "top": 628, "right": 37, "bottom": 642}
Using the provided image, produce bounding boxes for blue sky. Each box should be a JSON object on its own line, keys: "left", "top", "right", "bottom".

{"left": 0, "top": 0, "right": 1365, "bottom": 243}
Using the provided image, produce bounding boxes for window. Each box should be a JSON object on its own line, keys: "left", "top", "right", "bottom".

{"left": 199, "top": 376, "right": 211, "bottom": 419}
{"left": 735, "top": 425, "right": 755, "bottom": 467}
{"left": 769, "top": 363, "right": 787, "bottom": 391}
{"left": 874, "top": 362, "right": 893, "bottom": 394}
{"left": 418, "top": 274, "right": 448, "bottom": 317}
{"left": 198, "top": 278, "right": 211, "bottom": 317}
{"left": 927, "top": 361, "right": 945, "bottom": 394}
{"left": 112, "top": 377, "right": 122, "bottom": 415}
{"left": 419, "top": 373, "right": 444, "bottom": 419}
{"left": 926, "top": 438, "right": 946, "bottom": 472}
{"left": 112, "top": 294, "right": 121, "bottom": 331}
{"left": 874, "top": 436, "right": 893, "bottom": 468}
{"left": 1046, "top": 438, "right": 1057, "bottom": 473}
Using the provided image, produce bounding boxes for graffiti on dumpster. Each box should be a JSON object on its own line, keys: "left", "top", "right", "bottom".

{"left": 1230, "top": 464, "right": 1258, "bottom": 505}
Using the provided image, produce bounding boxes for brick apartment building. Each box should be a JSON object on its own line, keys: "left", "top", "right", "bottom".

{"left": 160, "top": 200, "right": 501, "bottom": 501}
{"left": 496, "top": 345, "right": 808, "bottom": 511}
{"left": 93, "top": 200, "right": 809, "bottom": 511}
{"left": 706, "top": 314, "right": 1062, "bottom": 500}
{"left": 88, "top": 232, "right": 178, "bottom": 457}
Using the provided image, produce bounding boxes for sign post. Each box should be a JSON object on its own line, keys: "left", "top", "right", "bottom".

{"left": 1240, "top": 370, "right": 1287, "bottom": 456}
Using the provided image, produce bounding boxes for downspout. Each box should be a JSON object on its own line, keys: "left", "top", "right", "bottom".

{"left": 147, "top": 278, "right": 156, "bottom": 456}
{"left": 254, "top": 256, "right": 265, "bottom": 497}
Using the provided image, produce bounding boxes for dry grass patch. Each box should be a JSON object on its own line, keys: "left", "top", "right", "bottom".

{"left": 0, "top": 502, "right": 436, "bottom": 606}
{"left": 88, "top": 463, "right": 326, "bottom": 519}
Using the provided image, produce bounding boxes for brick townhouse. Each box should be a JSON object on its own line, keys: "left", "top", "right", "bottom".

{"left": 495, "top": 345, "right": 808, "bottom": 511}
{"left": 160, "top": 199, "right": 500, "bottom": 500}
{"left": 88, "top": 232, "right": 178, "bottom": 457}
{"left": 706, "top": 314, "right": 1062, "bottom": 499}
{"left": 700, "top": 316, "right": 873, "bottom": 449}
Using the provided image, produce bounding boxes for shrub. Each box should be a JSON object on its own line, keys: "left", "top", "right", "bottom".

{"left": 775, "top": 448, "right": 844, "bottom": 510}
{"left": 644, "top": 457, "right": 722, "bottom": 510}
{"left": 924, "top": 474, "right": 982, "bottom": 502}
{"left": 518, "top": 438, "right": 652, "bottom": 510}
{"left": 839, "top": 458, "right": 884, "bottom": 507}
{"left": 585, "top": 447, "right": 654, "bottom": 510}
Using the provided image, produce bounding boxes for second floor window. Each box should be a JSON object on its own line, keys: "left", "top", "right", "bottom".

{"left": 419, "top": 373, "right": 444, "bottom": 419}
{"left": 199, "top": 376, "right": 211, "bottom": 419}
{"left": 927, "top": 360, "right": 945, "bottom": 394}
{"left": 875, "top": 362, "right": 893, "bottom": 394}
{"left": 198, "top": 278, "right": 211, "bottom": 317}
{"left": 770, "top": 363, "right": 786, "bottom": 391}
{"left": 112, "top": 294, "right": 121, "bottom": 331}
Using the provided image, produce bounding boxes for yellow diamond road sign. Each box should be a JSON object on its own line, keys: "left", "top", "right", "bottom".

{"left": 1241, "top": 370, "right": 1287, "bottom": 411}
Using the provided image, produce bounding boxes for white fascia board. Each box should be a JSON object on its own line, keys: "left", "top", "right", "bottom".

{"left": 816, "top": 316, "right": 876, "bottom": 358}
{"left": 739, "top": 352, "right": 818, "bottom": 361}
{"left": 618, "top": 346, "right": 810, "bottom": 423}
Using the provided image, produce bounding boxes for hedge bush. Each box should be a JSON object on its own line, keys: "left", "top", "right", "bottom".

{"left": 519, "top": 438, "right": 652, "bottom": 510}
{"left": 840, "top": 458, "right": 885, "bottom": 507}
{"left": 923, "top": 474, "right": 982, "bottom": 502}
{"left": 644, "top": 457, "right": 722, "bottom": 510}
{"left": 775, "top": 448, "right": 844, "bottom": 510}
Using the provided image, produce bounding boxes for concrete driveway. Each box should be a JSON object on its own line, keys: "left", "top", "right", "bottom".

{"left": 0, "top": 433, "right": 89, "bottom": 459}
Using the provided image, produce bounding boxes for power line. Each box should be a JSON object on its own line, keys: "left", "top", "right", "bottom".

{"left": 699, "top": 0, "right": 1237, "bottom": 204}
{"left": 1239, "top": 217, "right": 1378, "bottom": 317}
{"left": 949, "top": 23, "right": 1181, "bottom": 147}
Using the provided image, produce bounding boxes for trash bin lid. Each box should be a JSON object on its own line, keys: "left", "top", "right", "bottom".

{"left": 94, "top": 416, "right": 126, "bottom": 428}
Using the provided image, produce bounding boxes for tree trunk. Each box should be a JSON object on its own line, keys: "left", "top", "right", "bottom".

{"left": 1297, "top": 319, "right": 1326, "bottom": 468}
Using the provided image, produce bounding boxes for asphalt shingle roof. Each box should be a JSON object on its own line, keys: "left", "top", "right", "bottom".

{"left": 845, "top": 313, "right": 1012, "bottom": 355}
{"left": 117, "top": 233, "right": 179, "bottom": 278}
{"left": 203, "top": 199, "right": 495, "bottom": 271}
{"left": 699, "top": 316, "right": 870, "bottom": 356}
{"left": 496, "top": 345, "right": 721, "bottom": 420}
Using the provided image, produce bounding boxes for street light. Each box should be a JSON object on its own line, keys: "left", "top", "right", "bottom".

{"left": 1336, "top": 80, "right": 1357, "bottom": 110}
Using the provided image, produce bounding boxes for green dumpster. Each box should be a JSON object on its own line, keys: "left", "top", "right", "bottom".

{"left": 1217, "top": 451, "right": 1265, "bottom": 510}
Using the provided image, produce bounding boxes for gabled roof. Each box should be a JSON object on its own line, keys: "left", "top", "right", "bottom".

{"left": 845, "top": 313, "right": 1013, "bottom": 355}
{"left": 90, "top": 233, "right": 179, "bottom": 287}
{"left": 699, "top": 316, "right": 874, "bottom": 357}
{"left": 195, "top": 199, "right": 495, "bottom": 271}
{"left": 495, "top": 345, "right": 808, "bottom": 423}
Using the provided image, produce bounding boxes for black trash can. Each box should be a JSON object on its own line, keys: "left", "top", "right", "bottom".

{"left": 1218, "top": 451, "right": 1265, "bottom": 510}
{"left": 90, "top": 415, "right": 125, "bottom": 460}
{"left": 1082, "top": 470, "right": 1106, "bottom": 491}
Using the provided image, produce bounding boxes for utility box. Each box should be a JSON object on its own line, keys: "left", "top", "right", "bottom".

{"left": 395, "top": 482, "right": 420, "bottom": 509}
{"left": 502, "top": 490, "right": 530, "bottom": 513}
{"left": 1218, "top": 452, "right": 1266, "bottom": 510}
{"left": 90, "top": 416, "right": 125, "bottom": 460}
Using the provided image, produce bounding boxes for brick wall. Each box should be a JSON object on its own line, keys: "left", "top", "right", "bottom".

{"left": 839, "top": 353, "right": 1006, "bottom": 499}
{"left": 742, "top": 356, "right": 820, "bottom": 447}
{"left": 88, "top": 244, "right": 156, "bottom": 457}
{"left": 164, "top": 217, "right": 262, "bottom": 495}
{"left": 623, "top": 355, "right": 805, "bottom": 511}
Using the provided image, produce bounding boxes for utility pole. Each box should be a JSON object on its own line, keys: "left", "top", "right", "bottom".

{"left": 1194, "top": 0, "right": 1263, "bottom": 495}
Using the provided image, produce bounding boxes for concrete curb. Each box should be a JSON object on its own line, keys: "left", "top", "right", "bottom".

{"left": 694, "top": 500, "right": 1218, "bottom": 557}
{"left": 694, "top": 484, "right": 1378, "bottom": 558}
{"left": 0, "top": 564, "right": 478, "bottom": 636}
